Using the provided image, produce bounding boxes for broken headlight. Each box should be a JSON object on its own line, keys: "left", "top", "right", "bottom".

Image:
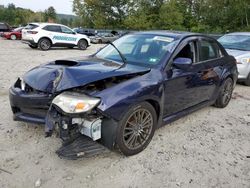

{"left": 52, "top": 92, "right": 101, "bottom": 114}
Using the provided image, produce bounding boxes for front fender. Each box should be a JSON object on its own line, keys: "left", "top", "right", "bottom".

{"left": 94, "top": 69, "right": 164, "bottom": 122}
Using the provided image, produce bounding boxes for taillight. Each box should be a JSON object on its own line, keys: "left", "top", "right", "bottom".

{"left": 27, "top": 31, "right": 38, "bottom": 34}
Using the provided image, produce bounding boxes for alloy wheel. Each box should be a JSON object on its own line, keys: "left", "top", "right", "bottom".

{"left": 40, "top": 39, "right": 51, "bottom": 50}
{"left": 123, "top": 108, "right": 153, "bottom": 150}
{"left": 222, "top": 79, "right": 233, "bottom": 105}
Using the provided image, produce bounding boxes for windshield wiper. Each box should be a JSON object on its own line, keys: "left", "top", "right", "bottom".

{"left": 108, "top": 41, "right": 127, "bottom": 68}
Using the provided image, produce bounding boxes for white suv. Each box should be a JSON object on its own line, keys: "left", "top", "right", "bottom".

{"left": 22, "top": 23, "right": 91, "bottom": 51}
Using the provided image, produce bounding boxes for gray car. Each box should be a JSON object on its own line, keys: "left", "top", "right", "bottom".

{"left": 218, "top": 32, "right": 250, "bottom": 86}
{"left": 90, "top": 32, "right": 119, "bottom": 44}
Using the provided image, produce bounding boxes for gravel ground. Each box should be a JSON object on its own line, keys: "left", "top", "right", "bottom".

{"left": 0, "top": 38, "right": 250, "bottom": 188}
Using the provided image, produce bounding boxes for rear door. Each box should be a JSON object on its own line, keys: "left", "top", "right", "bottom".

{"left": 195, "top": 38, "right": 224, "bottom": 100}
{"left": 163, "top": 37, "right": 223, "bottom": 117}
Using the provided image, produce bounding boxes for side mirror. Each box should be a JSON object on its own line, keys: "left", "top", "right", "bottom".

{"left": 173, "top": 57, "right": 192, "bottom": 69}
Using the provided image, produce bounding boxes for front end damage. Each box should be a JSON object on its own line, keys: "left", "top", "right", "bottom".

{"left": 45, "top": 104, "right": 111, "bottom": 160}
{"left": 9, "top": 58, "right": 151, "bottom": 159}
{"left": 44, "top": 91, "right": 120, "bottom": 160}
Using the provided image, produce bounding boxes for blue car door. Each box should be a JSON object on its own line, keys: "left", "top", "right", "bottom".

{"left": 163, "top": 37, "right": 222, "bottom": 117}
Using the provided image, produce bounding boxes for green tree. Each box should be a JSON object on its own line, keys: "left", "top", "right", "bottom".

{"left": 44, "top": 6, "right": 57, "bottom": 22}
{"left": 73, "top": 0, "right": 131, "bottom": 28}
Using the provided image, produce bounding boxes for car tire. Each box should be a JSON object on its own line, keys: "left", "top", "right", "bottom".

{"left": 116, "top": 102, "right": 157, "bottom": 156}
{"left": 214, "top": 77, "right": 234, "bottom": 108}
{"left": 77, "top": 39, "right": 88, "bottom": 50}
{"left": 28, "top": 44, "right": 38, "bottom": 49}
{"left": 98, "top": 39, "right": 102, "bottom": 44}
{"left": 244, "top": 73, "right": 250, "bottom": 86}
{"left": 38, "top": 38, "right": 51, "bottom": 51}
{"left": 10, "top": 34, "right": 17, "bottom": 40}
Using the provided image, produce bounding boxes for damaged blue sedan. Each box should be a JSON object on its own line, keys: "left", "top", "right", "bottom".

{"left": 9, "top": 31, "right": 238, "bottom": 159}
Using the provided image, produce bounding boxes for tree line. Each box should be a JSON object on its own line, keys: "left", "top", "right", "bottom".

{"left": 73, "top": 0, "right": 250, "bottom": 33}
{"left": 0, "top": 4, "right": 81, "bottom": 28}
{"left": 1, "top": 1, "right": 250, "bottom": 34}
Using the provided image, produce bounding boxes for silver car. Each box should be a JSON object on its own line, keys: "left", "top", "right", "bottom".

{"left": 218, "top": 33, "right": 250, "bottom": 86}
{"left": 90, "top": 32, "right": 119, "bottom": 44}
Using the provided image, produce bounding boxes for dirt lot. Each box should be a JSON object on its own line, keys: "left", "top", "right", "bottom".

{"left": 0, "top": 38, "right": 249, "bottom": 188}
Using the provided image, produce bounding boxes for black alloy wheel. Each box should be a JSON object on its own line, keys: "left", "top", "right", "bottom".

{"left": 214, "top": 78, "right": 234, "bottom": 108}
{"left": 116, "top": 102, "right": 157, "bottom": 156}
{"left": 38, "top": 38, "right": 51, "bottom": 51}
{"left": 77, "top": 39, "right": 87, "bottom": 50}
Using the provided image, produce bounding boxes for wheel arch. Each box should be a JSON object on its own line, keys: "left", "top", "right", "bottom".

{"left": 10, "top": 34, "right": 17, "bottom": 38}
{"left": 38, "top": 37, "right": 53, "bottom": 45}
{"left": 221, "top": 71, "right": 237, "bottom": 87}
{"left": 145, "top": 99, "right": 161, "bottom": 123}
{"left": 77, "top": 38, "right": 89, "bottom": 45}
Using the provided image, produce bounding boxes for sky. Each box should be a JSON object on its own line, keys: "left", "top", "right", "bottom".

{"left": 0, "top": 0, "right": 74, "bottom": 15}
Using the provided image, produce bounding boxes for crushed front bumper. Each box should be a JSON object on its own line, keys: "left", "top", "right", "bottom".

{"left": 9, "top": 79, "right": 53, "bottom": 124}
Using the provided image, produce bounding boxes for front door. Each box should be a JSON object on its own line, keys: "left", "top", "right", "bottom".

{"left": 163, "top": 38, "right": 221, "bottom": 117}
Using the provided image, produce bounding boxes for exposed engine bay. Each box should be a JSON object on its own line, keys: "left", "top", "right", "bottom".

{"left": 71, "top": 73, "right": 146, "bottom": 95}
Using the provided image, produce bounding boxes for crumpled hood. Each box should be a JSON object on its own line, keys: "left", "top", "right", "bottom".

{"left": 226, "top": 49, "right": 250, "bottom": 59}
{"left": 23, "top": 57, "right": 150, "bottom": 93}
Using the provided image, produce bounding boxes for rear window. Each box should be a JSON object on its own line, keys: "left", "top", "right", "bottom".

{"left": 25, "top": 24, "right": 39, "bottom": 30}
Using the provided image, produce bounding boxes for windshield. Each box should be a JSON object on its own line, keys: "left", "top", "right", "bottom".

{"left": 218, "top": 34, "right": 250, "bottom": 51}
{"left": 95, "top": 34, "right": 177, "bottom": 67}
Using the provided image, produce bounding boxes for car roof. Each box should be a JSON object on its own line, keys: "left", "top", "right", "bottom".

{"left": 133, "top": 30, "right": 199, "bottom": 39}
{"left": 224, "top": 32, "right": 250, "bottom": 36}
{"left": 28, "top": 22, "right": 67, "bottom": 27}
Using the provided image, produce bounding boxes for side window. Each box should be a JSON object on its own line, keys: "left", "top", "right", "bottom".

{"left": 61, "top": 26, "right": 74, "bottom": 34}
{"left": 174, "top": 41, "right": 196, "bottom": 63}
{"left": 43, "top": 25, "right": 61, "bottom": 32}
{"left": 199, "top": 40, "right": 222, "bottom": 62}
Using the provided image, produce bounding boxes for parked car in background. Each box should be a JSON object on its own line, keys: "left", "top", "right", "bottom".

{"left": 3, "top": 27, "right": 23, "bottom": 40}
{"left": 73, "top": 28, "right": 96, "bottom": 37}
{"left": 218, "top": 32, "right": 250, "bottom": 86}
{"left": 22, "top": 23, "right": 90, "bottom": 51}
{"left": 0, "top": 22, "right": 11, "bottom": 36}
{"left": 9, "top": 31, "right": 237, "bottom": 159}
{"left": 91, "top": 32, "right": 119, "bottom": 43}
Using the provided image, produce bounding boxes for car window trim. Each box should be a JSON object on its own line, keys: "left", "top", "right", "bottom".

{"left": 166, "top": 37, "right": 198, "bottom": 69}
